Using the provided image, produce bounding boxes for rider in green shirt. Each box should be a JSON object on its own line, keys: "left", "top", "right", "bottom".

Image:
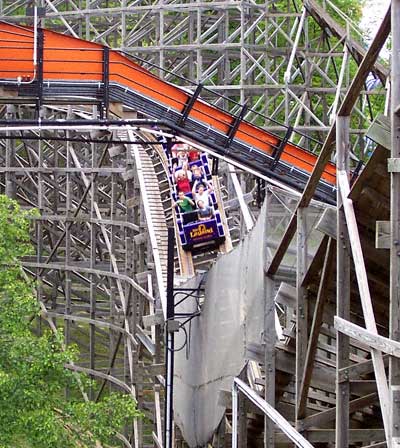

{"left": 175, "top": 190, "right": 195, "bottom": 213}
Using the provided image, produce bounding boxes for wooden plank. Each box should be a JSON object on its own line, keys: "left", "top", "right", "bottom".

{"left": 338, "top": 355, "right": 389, "bottom": 382}
{"left": 298, "top": 393, "right": 378, "bottom": 431}
{"left": 234, "top": 378, "right": 314, "bottom": 448}
{"left": 376, "top": 220, "right": 391, "bottom": 249}
{"left": 280, "top": 350, "right": 336, "bottom": 393}
{"left": 275, "top": 282, "right": 296, "bottom": 308}
{"left": 238, "top": 373, "right": 248, "bottom": 448}
{"left": 362, "top": 442, "right": 387, "bottom": 448}
{"left": 366, "top": 114, "right": 391, "bottom": 150}
{"left": 152, "top": 432, "right": 163, "bottom": 448}
{"left": 335, "top": 316, "right": 400, "bottom": 358}
{"left": 136, "top": 324, "right": 156, "bottom": 356}
{"left": 392, "top": 386, "right": 400, "bottom": 444}
{"left": 388, "top": 157, "right": 400, "bottom": 172}
{"left": 336, "top": 115, "right": 351, "bottom": 448}
{"left": 316, "top": 207, "right": 337, "bottom": 239}
{"left": 391, "top": 6, "right": 400, "bottom": 444}
{"left": 142, "top": 310, "right": 164, "bottom": 328}
{"left": 275, "top": 429, "right": 385, "bottom": 444}
{"left": 350, "top": 380, "right": 377, "bottom": 395}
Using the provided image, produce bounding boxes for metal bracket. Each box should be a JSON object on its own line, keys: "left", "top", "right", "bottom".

{"left": 101, "top": 47, "right": 110, "bottom": 119}
{"left": 225, "top": 104, "right": 248, "bottom": 148}
{"left": 271, "top": 126, "right": 293, "bottom": 170}
{"left": 166, "top": 320, "right": 180, "bottom": 333}
{"left": 350, "top": 159, "right": 364, "bottom": 185}
{"left": 388, "top": 158, "right": 400, "bottom": 173}
{"left": 256, "top": 178, "right": 265, "bottom": 207}
{"left": 178, "top": 83, "right": 203, "bottom": 127}
{"left": 212, "top": 156, "right": 219, "bottom": 176}
{"left": 36, "top": 27, "right": 44, "bottom": 115}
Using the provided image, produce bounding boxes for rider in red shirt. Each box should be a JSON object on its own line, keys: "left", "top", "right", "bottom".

{"left": 174, "top": 163, "right": 192, "bottom": 194}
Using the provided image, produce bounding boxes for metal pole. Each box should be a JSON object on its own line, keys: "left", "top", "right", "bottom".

{"left": 232, "top": 381, "right": 238, "bottom": 448}
{"left": 164, "top": 227, "right": 175, "bottom": 448}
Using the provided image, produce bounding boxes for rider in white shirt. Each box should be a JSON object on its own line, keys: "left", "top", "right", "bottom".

{"left": 192, "top": 179, "right": 213, "bottom": 206}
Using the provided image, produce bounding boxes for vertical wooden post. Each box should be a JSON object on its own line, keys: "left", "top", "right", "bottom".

{"left": 296, "top": 207, "right": 308, "bottom": 423}
{"left": 336, "top": 114, "right": 350, "bottom": 448}
{"left": 391, "top": 2, "right": 400, "bottom": 446}
{"left": 238, "top": 369, "right": 248, "bottom": 447}
{"left": 264, "top": 191, "right": 276, "bottom": 447}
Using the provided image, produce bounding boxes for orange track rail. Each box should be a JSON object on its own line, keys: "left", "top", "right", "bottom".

{"left": 0, "top": 21, "right": 336, "bottom": 185}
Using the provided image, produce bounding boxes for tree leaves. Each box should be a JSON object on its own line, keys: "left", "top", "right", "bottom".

{"left": 0, "top": 196, "right": 143, "bottom": 448}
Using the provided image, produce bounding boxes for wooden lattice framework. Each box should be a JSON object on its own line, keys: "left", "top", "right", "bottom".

{"left": 0, "top": 1, "right": 398, "bottom": 448}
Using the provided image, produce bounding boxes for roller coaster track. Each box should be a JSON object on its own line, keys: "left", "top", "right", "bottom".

{"left": 122, "top": 128, "right": 169, "bottom": 314}
{"left": 0, "top": 21, "right": 337, "bottom": 207}
{"left": 124, "top": 129, "right": 233, "bottom": 282}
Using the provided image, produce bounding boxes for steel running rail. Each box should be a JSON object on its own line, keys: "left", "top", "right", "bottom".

{"left": 0, "top": 21, "right": 337, "bottom": 204}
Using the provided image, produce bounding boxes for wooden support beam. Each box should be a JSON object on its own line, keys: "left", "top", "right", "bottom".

{"left": 238, "top": 371, "right": 248, "bottom": 448}
{"left": 388, "top": 157, "right": 400, "bottom": 175}
{"left": 361, "top": 442, "right": 387, "bottom": 448}
{"left": 267, "top": 6, "right": 391, "bottom": 276}
{"left": 336, "top": 115, "right": 351, "bottom": 448}
{"left": 350, "top": 380, "right": 377, "bottom": 396}
{"left": 298, "top": 392, "right": 378, "bottom": 431}
{"left": 391, "top": 5, "right": 400, "bottom": 447}
{"left": 338, "top": 355, "right": 390, "bottom": 383}
{"left": 337, "top": 170, "right": 390, "bottom": 439}
{"left": 391, "top": 386, "right": 400, "bottom": 444}
{"left": 366, "top": 114, "right": 391, "bottom": 150}
{"left": 335, "top": 316, "right": 400, "bottom": 358}
{"left": 297, "top": 238, "right": 335, "bottom": 419}
{"left": 295, "top": 208, "right": 308, "bottom": 423}
{"left": 275, "top": 282, "right": 296, "bottom": 308}
{"left": 135, "top": 324, "right": 156, "bottom": 356}
{"left": 275, "top": 429, "right": 385, "bottom": 444}
{"left": 246, "top": 343, "right": 338, "bottom": 393}
{"left": 142, "top": 310, "right": 164, "bottom": 328}
{"left": 316, "top": 207, "right": 337, "bottom": 239}
{"left": 234, "top": 377, "right": 314, "bottom": 448}
{"left": 376, "top": 221, "right": 391, "bottom": 249}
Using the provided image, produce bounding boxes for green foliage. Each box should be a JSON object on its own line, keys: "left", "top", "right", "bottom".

{"left": 323, "top": 0, "right": 364, "bottom": 23}
{"left": 0, "top": 196, "right": 142, "bottom": 448}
